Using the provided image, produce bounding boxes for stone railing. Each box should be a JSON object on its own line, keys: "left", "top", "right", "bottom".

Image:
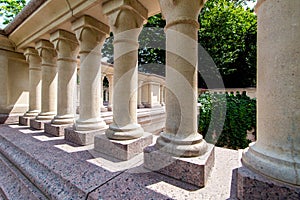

{"left": 198, "top": 87, "right": 256, "bottom": 99}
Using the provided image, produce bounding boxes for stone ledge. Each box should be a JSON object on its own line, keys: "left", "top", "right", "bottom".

{"left": 0, "top": 152, "right": 46, "bottom": 200}
{"left": 64, "top": 126, "right": 107, "bottom": 146}
{"left": 94, "top": 132, "right": 153, "bottom": 161}
{"left": 0, "top": 125, "right": 121, "bottom": 200}
{"left": 44, "top": 123, "right": 72, "bottom": 137}
{"left": 143, "top": 143, "right": 215, "bottom": 187}
{"left": 237, "top": 166, "right": 300, "bottom": 199}
{"left": 30, "top": 119, "right": 50, "bottom": 130}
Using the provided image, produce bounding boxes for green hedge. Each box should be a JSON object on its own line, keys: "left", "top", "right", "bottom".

{"left": 198, "top": 91, "right": 256, "bottom": 149}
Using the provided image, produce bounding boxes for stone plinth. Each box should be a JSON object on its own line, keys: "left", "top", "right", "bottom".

{"left": 30, "top": 119, "right": 50, "bottom": 130}
{"left": 44, "top": 123, "right": 72, "bottom": 137}
{"left": 94, "top": 132, "right": 153, "bottom": 161}
{"left": 144, "top": 144, "right": 215, "bottom": 187}
{"left": 19, "top": 116, "right": 33, "bottom": 126}
{"left": 0, "top": 114, "right": 21, "bottom": 124}
{"left": 237, "top": 166, "right": 300, "bottom": 199}
{"left": 64, "top": 126, "right": 107, "bottom": 146}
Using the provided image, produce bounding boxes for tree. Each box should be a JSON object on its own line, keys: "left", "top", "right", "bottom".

{"left": 198, "top": 0, "right": 257, "bottom": 87}
{"left": 0, "top": 0, "right": 26, "bottom": 25}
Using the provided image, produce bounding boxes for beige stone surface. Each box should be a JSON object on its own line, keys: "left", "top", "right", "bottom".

{"left": 23, "top": 48, "right": 41, "bottom": 117}
{"left": 103, "top": 0, "right": 147, "bottom": 140}
{"left": 35, "top": 40, "right": 57, "bottom": 121}
{"left": 242, "top": 0, "right": 300, "bottom": 185}
{"left": 50, "top": 30, "right": 79, "bottom": 125}
{"left": 107, "top": 74, "right": 113, "bottom": 111}
{"left": 0, "top": 36, "right": 29, "bottom": 116}
{"left": 72, "top": 15, "right": 109, "bottom": 131}
{"left": 155, "top": 0, "right": 207, "bottom": 157}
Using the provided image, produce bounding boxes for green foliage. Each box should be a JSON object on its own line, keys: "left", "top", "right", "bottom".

{"left": 199, "top": 0, "right": 257, "bottom": 87}
{"left": 0, "top": 0, "right": 26, "bottom": 25}
{"left": 198, "top": 91, "right": 256, "bottom": 149}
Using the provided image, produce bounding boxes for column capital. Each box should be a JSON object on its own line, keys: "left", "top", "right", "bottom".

{"left": 159, "top": 0, "right": 206, "bottom": 30}
{"left": 72, "top": 15, "right": 110, "bottom": 53}
{"left": 102, "top": 0, "right": 148, "bottom": 32}
{"left": 50, "top": 29, "right": 79, "bottom": 61}
{"left": 35, "top": 40, "right": 57, "bottom": 67}
{"left": 23, "top": 47, "right": 41, "bottom": 69}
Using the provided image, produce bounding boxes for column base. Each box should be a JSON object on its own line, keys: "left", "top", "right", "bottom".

{"left": 30, "top": 119, "right": 50, "bottom": 130}
{"left": 237, "top": 166, "right": 300, "bottom": 199}
{"left": 64, "top": 126, "right": 108, "bottom": 146}
{"left": 94, "top": 132, "right": 153, "bottom": 161}
{"left": 44, "top": 122, "right": 72, "bottom": 137}
{"left": 19, "top": 116, "right": 34, "bottom": 126}
{"left": 143, "top": 143, "right": 215, "bottom": 187}
{"left": 23, "top": 110, "right": 39, "bottom": 118}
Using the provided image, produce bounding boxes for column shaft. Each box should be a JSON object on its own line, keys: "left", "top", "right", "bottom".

{"left": 104, "top": 2, "right": 147, "bottom": 140}
{"left": 242, "top": 0, "right": 300, "bottom": 185}
{"left": 50, "top": 30, "right": 79, "bottom": 125}
{"left": 155, "top": 0, "right": 207, "bottom": 157}
{"left": 35, "top": 40, "right": 57, "bottom": 120}
{"left": 138, "top": 80, "right": 144, "bottom": 108}
{"left": 72, "top": 15, "right": 109, "bottom": 131}
{"left": 23, "top": 48, "right": 42, "bottom": 117}
{"left": 107, "top": 74, "right": 113, "bottom": 111}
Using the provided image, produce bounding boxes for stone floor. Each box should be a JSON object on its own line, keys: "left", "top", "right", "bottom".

{"left": 0, "top": 124, "right": 241, "bottom": 200}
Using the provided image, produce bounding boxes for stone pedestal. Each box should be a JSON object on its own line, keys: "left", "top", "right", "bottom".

{"left": 44, "top": 123, "right": 71, "bottom": 137}
{"left": 94, "top": 132, "right": 153, "bottom": 161}
{"left": 64, "top": 127, "right": 107, "bottom": 146}
{"left": 19, "top": 116, "right": 32, "bottom": 126}
{"left": 144, "top": 144, "right": 214, "bottom": 187}
{"left": 237, "top": 166, "right": 300, "bottom": 199}
{"left": 30, "top": 119, "right": 50, "bottom": 130}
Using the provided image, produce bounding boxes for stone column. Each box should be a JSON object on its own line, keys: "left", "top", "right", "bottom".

{"left": 64, "top": 15, "right": 109, "bottom": 145}
{"left": 94, "top": 0, "right": 152, "bottom": 161}
{"left": 100, "top": 74, "right": 107, "bottom": 111}
{"left": 156, "top": 0, "right": 207, "bottom": 157}
{"left": 23, "top": 48, "right": 42, "bottom": 118}
{"left": 50, "top": 30, "right": 79, "bottom": 125}
{"left": 147, "top": 82, "right": 153, "bottom": 108}
{"left": 31, "top": 40, "right": 57, "bottom": 129}
{"left": 160, "top": 84, "right": 165, "bottom": 106}
{"left": 103, "top": 0, "right": 147, "bottom": 140}
{"left": 107, "top": 74, "right": 113, "bottom": 111}
{"left": 238, "top": 0, "right": 300, "bottom": 198}
{"left": 144, "top": 0, "right": 213, "bottom": 188}
{"left": 137, "top": 80, "right": 144, "bottom": 108}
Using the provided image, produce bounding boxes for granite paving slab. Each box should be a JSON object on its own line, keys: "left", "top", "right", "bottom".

{"left": 0, "top": 124, "right": 122, "bottom": 199}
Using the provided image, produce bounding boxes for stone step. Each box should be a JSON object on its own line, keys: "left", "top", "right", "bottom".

{"left": 0, "top": 125, "right": 121, "bottom": 200}
{"left": 0, "top": 152, "right": 47, "bottom": 200}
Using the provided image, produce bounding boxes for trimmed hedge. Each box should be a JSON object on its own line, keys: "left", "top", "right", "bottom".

{"left": 198, "top": 91, "right": 256, "bottom": 149}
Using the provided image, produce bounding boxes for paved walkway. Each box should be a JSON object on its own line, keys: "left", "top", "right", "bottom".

{"left": 0, "top": 124, "right": 241, "bottom": 199}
